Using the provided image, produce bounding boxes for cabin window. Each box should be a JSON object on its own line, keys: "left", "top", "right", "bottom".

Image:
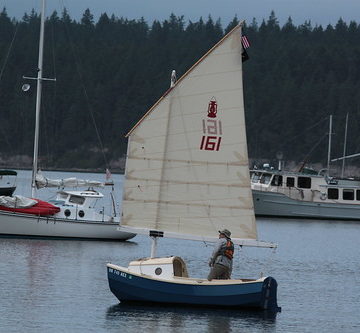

{"left": 260, "top": 173, "right": 272, "bottom": 185}
{"left": 286, "top": 177, "right": 295, "bottom": 187}
{"left": 69, "top": 195, "right": 85, "bottom": 205}
{"left": 298, "top": 177, "right": 311, "bottom": 189}
{"left": 328, "top": 188, "right": 338, "bottom": 200}
{"left": 343, "top": 189, "right": 354, "bottom": 200}
{"left": 271, "top": 175, "right": 283, "bottom": 186}
{"left": 357, "top": 190, "right": 360, "bottom": 201}
{"left": 251, "top": 172, "right": 262, "bottom": 183}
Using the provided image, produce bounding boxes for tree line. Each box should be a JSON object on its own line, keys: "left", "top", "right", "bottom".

{"left": 0, "top": 8, "right": 359, "bottom": 172}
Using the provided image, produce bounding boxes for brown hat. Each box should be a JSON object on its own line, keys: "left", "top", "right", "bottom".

{"left": 218, "top": 229, "right": 231, "bottom": 238}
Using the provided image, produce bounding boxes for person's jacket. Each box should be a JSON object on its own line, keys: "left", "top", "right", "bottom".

{"left": 209, "top": 237, "right": 233, "bottom": 269}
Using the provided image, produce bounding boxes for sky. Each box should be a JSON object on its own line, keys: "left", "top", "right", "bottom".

{"left": 1, "top": 0, "right": 360, "bottom": 27}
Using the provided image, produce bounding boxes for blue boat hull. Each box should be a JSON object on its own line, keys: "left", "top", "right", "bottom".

{"left": 107, "top": 265, "right": 280, "bottom": 311}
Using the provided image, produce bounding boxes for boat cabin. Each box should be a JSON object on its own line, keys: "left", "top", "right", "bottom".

{"left": 250, "top": 169, "right": 360, "bottom": 205}
{"left": 49, "top": 189, "right": 112, "bottom": 222}
{"left": 128, "top": 256, "right": 189, "bottom": 280}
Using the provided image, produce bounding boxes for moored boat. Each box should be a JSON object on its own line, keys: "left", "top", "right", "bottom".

{"left": 251, "top": 166, "right": 360, "bottom": 220}
{"left": 0, "top": 170, "right": 17, "bottom": 196}
{"left": 0, "top": 0, "right": 135, "bottom": 241}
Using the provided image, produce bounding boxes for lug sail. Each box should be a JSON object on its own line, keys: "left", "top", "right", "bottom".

{"left": 119, "top": 24, "right": 274, "bottom": 247}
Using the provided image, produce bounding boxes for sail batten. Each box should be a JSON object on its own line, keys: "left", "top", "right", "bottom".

{"left": 121, "top": 24, "right": 267, "bottom": 245}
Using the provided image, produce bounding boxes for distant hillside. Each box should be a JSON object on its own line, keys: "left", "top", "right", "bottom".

{"left": 1, "top": 9, "right": 359, "bottom": 172}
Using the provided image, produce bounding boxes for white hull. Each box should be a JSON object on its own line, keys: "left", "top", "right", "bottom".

{"left": 0, "top": 210, "right": 135, "bottom": 240}
{"left": 253, "top": 190, "right": 360, "bottom": 220}
{"left": 251, "top": 168, "right": 360, "bottom": 220}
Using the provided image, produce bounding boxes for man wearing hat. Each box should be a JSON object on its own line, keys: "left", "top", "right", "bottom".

{"left": 207, "top": 229, "right": 234, "bottom": 280}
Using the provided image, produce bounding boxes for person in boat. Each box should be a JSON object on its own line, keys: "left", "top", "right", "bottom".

{"left": 207, "top": 229, "right": 234, "bottom": 280}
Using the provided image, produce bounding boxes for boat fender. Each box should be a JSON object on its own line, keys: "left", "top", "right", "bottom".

{"left": 78, "top": 210, "right": 85, "bottom": 218}
{"left": 320, "top": 192, "right": 327, "bottom": 200}
{"left": 64, "top": 209, "right": 71, "bottom": 217}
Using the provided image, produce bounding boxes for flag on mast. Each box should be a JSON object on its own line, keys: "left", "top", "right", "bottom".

{"left": 241, "top": 35, "right": 250, "bottom": 62}
{"left": 106, "top": 168, "right": 112, "bottom": 180}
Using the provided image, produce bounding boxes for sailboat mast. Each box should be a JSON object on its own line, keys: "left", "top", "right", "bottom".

{"left": 327, "top": 115, "right": 333, "bottom": 176}
{"left": 341, "top": 113, "right": 349, "bottom": 178}
{"left": 31, "top": 0, "right": 46, "bottom": 197}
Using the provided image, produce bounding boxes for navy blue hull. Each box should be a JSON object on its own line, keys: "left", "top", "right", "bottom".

{"left": 107, "top": 266, "right": 280, "bottom": 311}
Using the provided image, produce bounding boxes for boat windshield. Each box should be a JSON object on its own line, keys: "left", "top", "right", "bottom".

{"left": 251, "top": 172, "right": 262, "bottom": 183}
{"left": 69, "top": 195, "right": 85, "bottom": 205}
{"left": 260, "top": 173, "right": 272, "bottom": 185}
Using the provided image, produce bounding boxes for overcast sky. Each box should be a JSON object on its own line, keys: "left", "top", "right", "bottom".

{"left": 1, "top": 0, "right": 360, "bottom": 27}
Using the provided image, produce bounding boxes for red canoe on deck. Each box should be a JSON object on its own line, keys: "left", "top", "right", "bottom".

{"left": 0, "top": 199, "right": 60, "bottom": 216}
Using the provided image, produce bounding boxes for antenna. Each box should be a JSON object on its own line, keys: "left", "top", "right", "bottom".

{"left": 22, "top": 83, "right": 31, "bottom": 92}
{"left": 276, "top": 151, "right": 283, "bottom": 171}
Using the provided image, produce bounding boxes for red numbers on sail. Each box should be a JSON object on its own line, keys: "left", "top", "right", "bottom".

{"left": 200, "top": 99, "right": 222, "bottom": 151}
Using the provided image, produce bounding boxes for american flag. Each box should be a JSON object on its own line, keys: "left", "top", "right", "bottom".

{"left": 241, "top": 35, "right": 250, "bottom": 49}
{"left": 105, "top": 168, "right": 112, "bottom": 180}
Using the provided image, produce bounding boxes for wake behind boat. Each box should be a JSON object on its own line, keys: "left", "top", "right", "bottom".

{"left": 0, "top": 0, "right": 134, "bottom": 241}
{"left": 107, "top": 23, "right": 280, "bottom": 310}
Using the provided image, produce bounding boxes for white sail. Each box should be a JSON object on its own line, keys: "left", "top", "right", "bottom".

{"left": 120, "top": 25, "right": 274, "bottom": 247}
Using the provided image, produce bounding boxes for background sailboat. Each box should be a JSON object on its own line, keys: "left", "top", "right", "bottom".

{"left": 107, "top": 23, "right": 280, "bottom": 310}
{"left": 0, "top": 0, "right": 134, "bottom": 241}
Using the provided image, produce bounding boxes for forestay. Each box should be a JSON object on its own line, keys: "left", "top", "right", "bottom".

{"left": 120, "top": 25, "right": 275, "bottom": 248}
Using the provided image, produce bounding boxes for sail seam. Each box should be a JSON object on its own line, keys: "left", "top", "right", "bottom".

{"left": 126, "top": 156, "right": 247, "bottom": 166}
{"left": 123, "top": 198, "right": 252, "bottom": 210}
{"left": 125, "top": 177, "right": 249, "bottom": 188}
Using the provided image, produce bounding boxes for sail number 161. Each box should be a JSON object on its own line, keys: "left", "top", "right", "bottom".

{"left": 200, "top": 119, "right": 222, "bottom": 151}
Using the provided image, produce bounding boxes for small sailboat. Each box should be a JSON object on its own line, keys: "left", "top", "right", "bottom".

{"left": 107, "top": 23, "right": 280, "bottom": 310}
{"left": 0, "top": 0, "right": 134, "bottom": 241}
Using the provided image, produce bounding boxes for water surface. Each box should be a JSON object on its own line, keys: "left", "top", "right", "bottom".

{"left": 0, "top": 171, "right": 359, "bottom": 332}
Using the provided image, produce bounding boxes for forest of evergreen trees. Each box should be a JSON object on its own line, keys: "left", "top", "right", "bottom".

{"left": 1, "top": 8, "right": 360, "bottom": 172}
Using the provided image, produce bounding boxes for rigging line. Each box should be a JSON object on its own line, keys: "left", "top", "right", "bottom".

{"left": 0, "top": 22, "right": 19, "bottom": 152}
{"left": 59, "top": 3, "right": 109, "bottom": 170}
{"left": 0, "top": 23, "right": 19, "bottom": 85}
{"left": 298, "top": 132, "right": 328, "bottom": 171}
{"left": 41, "top": 17, "right": 59, "bottom": 170}
{"left": 280, "top": 116, "right": 328, "bottom": 148}
{"left": 49, "top": 14, "right": 58, "bottom": 164}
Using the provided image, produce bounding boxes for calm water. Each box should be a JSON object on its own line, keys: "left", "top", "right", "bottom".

{"left": 1, "top": 171, "right": 360, "bottom": 332}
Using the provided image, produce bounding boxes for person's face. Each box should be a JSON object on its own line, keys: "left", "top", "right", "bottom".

{"left": 219, "top": 233, "right": 225, "bottom": 238}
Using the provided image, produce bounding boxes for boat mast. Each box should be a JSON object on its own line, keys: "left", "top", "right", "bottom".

{"left": 149, "top": 71, "right": 176, "bottom": 259}
{"left": 327, "top": 115, "right": 333, "bottom": 176}
{"left": 31, "top": 0, "right": 46, "bottom": 197}
{"left": 341, "top": 113, "right": 349, "bottom": 178}
{"left": 23, "top": 0, "right": 55, "bottom": 197}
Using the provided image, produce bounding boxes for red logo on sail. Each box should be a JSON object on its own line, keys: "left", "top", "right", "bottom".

{"left": 200, "top": 98, "right": 222, "bottom": 151}
{"left": 207, "top": 100, "right": 217, "bottom": 118}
